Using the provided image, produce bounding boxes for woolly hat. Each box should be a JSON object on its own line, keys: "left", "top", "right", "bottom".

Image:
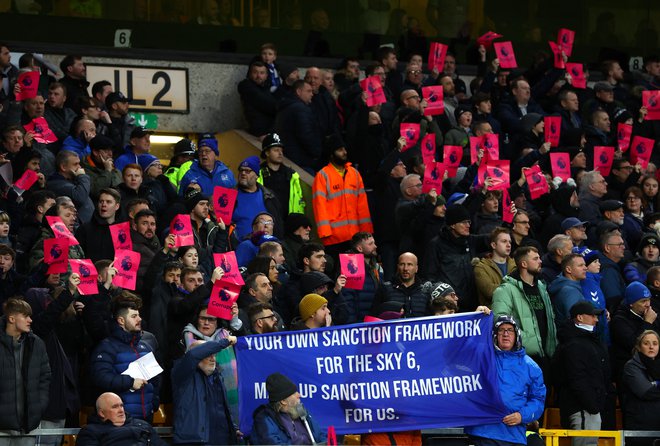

{"left": 454, "top": 105, "right": 472, "bottom": 123}
{"left": 637, "top": 233, "right": 660, "bottom": 255}
{"left": 430, "top": 282, "right": 455, "bottom": 299}
{"left": 624, "top": 281, "right": 652, "bottom": 306}
{"left": 89, "top": 135, "right": 114, "bottom": 151}
{"left": 284, "top": 213, "right": 312, "bottom": 236}
{"left": 299, "top": 293, "right": 328, "bottom": 321}
{"left": 198, "top": 137, "right": 219, "bottom": 156}
{"left": 520, "top": 113, "right": 543, "bottom": 133}
{"left": 445, "top": 204, "right": 471, "bottom": 226}
{"left": 266, "top": 373, "right": 298, "bottom": 403}
{"left": 185, "top": 189, "right": 209, "bottom": 213}
{"left": 239, "top": 155, "right": 260, "bottom": 174}
{"left": 137, "top": 154, "right": 160, "bottom": 173}
{"left": 322, "top": 133, "right": 345, "bottom": 160}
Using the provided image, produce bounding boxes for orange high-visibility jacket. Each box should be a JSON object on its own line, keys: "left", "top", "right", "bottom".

{"left": 312, "top": 162, "right": 373, "bottom": 246}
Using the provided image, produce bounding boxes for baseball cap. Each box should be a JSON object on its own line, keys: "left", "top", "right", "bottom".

{"left": 105, "top": 91, "right": 130, "bottom": 109}
{"left": 599, "top": 200, "right": 624, "bottom": 213}
{"left": 130, "top": 126, "right": 153, "bottom": 139}
{"left": 561, "top": 217, "right": 588, "bottom": 232}
{"left": 593, "top": 82, "right": 614, "bottom": 92}
{"left": 569, "top": 301, "right": 604, "bottom": 319}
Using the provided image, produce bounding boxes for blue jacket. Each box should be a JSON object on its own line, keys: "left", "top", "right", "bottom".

{"left": 61, "top": 135, "right": 91, "bottom": 159}
{"left": 91, "top": 322, "right": 159, "bottom": 420}
{"left": 599, "top": 253, "right": 626, "bottom": 309}
{"left": 236, "top": 238, "right": 259, "bottom": 267}
{"left": 251, "top": 403, "right": 326, "bottom": 445}
{"left": 548, "top": 275, "right": 586, "bottom": 326}
{"left": 171, "top": 340, "right": 237, "bottom": 445}
{"left": 114, "top": 146, "right": 140, "bottom": 173}
{"left": 178, "top": 159, "right": 236, "bottom": 196}
{"left": 465, "top": 347, "right": 546, "bottom": 445}
{"left": 580, "top": 272, "right": 610, "bottom": 345}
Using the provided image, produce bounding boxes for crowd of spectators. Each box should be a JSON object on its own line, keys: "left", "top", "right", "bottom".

{"left": 0, "top": 25, "right": 659, "bottom": 445}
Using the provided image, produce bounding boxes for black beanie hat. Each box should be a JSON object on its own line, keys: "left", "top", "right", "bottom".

{"left": 185, "top": 189, "right": 209, "bottom": 213}
{"left": 445, "top": 205, "right": 471, "bottom": 226}
{"left": 266, "top": 373, "right": 297, "bottom": 403}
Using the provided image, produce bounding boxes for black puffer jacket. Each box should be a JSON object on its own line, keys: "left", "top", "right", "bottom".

{"left": 370, "top": 277, "right": 431, "bottom": 318}
{"left": 0, "top": 317, "right": 51, "bottom": 432}
{"left": 76, "top": 413, "right": 166, "bottom": 446}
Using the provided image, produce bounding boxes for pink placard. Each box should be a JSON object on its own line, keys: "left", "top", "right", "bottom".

{"left": 525, "top": 165, "right": 550, "bottom": 200}
{"left": 470, "top": 136, "right": 482, "bottom": 164}
{"left": 46, "top": 215, "right": 79, "bottom": 246}
{"left": 422, "top": 161, "right": 445, "bottom": 194}
{"left": 502, "top": 189, "right": 514, "bottom": 224}
{"left": 593, "top": 146, "right": 615, "bottom": 176}
{"left": 557, "top": 28, "right": 575, "bottom": 57}
{"left": 486, "top": 160, "right": 510, "bottom": 191}
{"left": 630, "top": 136, "right": 655, "bottom": 170}
{"left": 359, "top": 75, "right": 386, "bottom": 107}
{"left": 170, "top": 214, "right": 194, "bottom": 247}
{"left": 443, "top": 145, "right": 462, "bottom": 177}
{"left": 207, "top": 279, "right": 241, "bottom": 320}
{"left": 550, "top": 152, "right": 571, "bottom": 182}
{"left": 15, "top": 71, "right": 39, "bottom": 101}
{"left": 566, "top": 63, "right": 586, "bottom": 89}
{"left": 109, "top": 222, "right": 132, "bottom": 251}
{"left": 44, "top": 238, "right": 69, "bottom": 274}
{"left": 212, "top": 186, "right": 238, "bottom": 225}
{"left": 544, "top": 116, "right": 561, "bottom": 147}
{"left": 69, "top": 259, "right": 99, "bottom": 295}
{"left": 420, "top": 133, "right": 436, "bottom": 166}
{"left": 548, "top": 41, "right": 565, "bottom": 69}
{"left": 400, "top": 123, "right": 420, "bottom": 152}
{"left": 339, "top": 253, "right": 366, "bottom": 290}
{"left": 422, "top": 86, "right": 444, "bottom": 116}
{"left": 112, "top": 250, "right": 141, "bottom": 291}
{"left": 13, "top": 169, "right": 39, "bottom": 191}
{"left": 428, "top": 42, "right": 448, "bottom": 72}
{"left": 213, "top": 251, "right": 245, "bottom": 286}
{"left": 477, "top": 31, "right": 503, "bottom": 49}
{"left": 493, "top": 41, "right": 517, "bottom": 69}
{"left": 617, "top": 123, "right": 632, "bottom": 152}
{"left": 482, "top": 134, "right": 499, "bottom": 160}
{"left": 643, "top": 90, "right": 660, "bottom": 120}
{"left": 24, "top": 117, "right": 57, "bottom": 144}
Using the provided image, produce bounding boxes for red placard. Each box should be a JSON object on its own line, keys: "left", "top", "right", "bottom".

{"left": 643, "top": 90, "right": 660, "bottom": 120}
{"left": 422, "top": 86, "right": 444, "bottom": 116}
{"left": 46, "top": 216, "right": 79, "bottom": 246}
{"left": 109, "top": 222, "right": 132, "bottom": 251}
{"left": 24, "top": 117, "right": 57, "bottom": 144}
{"left": 548, "top": 41, "right": 565, "bottom": 69}
{"left": 544, "top": 116, "right": 561, "bottom": 147}
{"left": 593, "top": 146, "right": 615, "bottom": 176}
{"left": 112, "top": 250, "right": 141, "bottom": 291}
{"left": 476, "top": 31, "right": 503, "bottom": 49}
{"left": 207, "top": 279, "right": 241, "bottom": 320}
{"left": 213, "top": 251, "right": 245, "bottom": 285}
{"left": 212, "top": 186, "right": 238, "bottom": 225}
{"left": 630, "top": 136, "right": 655, "bottom": 170}
{"left": 69, "top": 259, "right": 99, "bottom": 295}
{"left": 400, "top": 123, "right": 420, "bottom": 152}
{"left": 443, "top": 145, "right": 462, "bottom": 177}
{"left": 339, "top": 253, "right": 366, "bottom": 290}
{"left": 428, "top": 42, "right": 448, "bottom": 72}
{"left": 15, "top": 71, "right": 39, "bottom": 101}
{"left": 502, "top": 189, "right": 514, "bottom": 224}
{"left": 170, "top": 214, "right": 194, "bottom": 247}
{"left": 486, "top": 160, "right": 510, "bottom": 191}
{"left": 617, "top": 123, "right": 632, "bottom": 152}
{"left": 493, "top": 41, "right": 517, "bottom": 69}
{"left": 557, "top": 28, "right": 575, "bottom": 57}
{"left": 13, "top": 169, "right": 39, "bottom": 191}
{"left": 525, "top": 165, "right": 550, "bottom": 200}
{"left": 359, "top": 75, "right": 386, "bottom": 107}
{"left": 550, "top": 152, "right": 571, "bottom": 182}
{"left": 420, "top": 134, "right": 436, "bottom": 166}
{"left": 422, "top": 161, "right": 445, "bottom": 194}
{"left": 44, "top": 238, "right": 69, "bottom": 274}
{"left": 482, "top": 134, "right": 499, "bottom": 160}
{"left": 566, "top": 63, "right": 586, "bottom": 89}
{"left": 470, "top": 136, "right": 482, "bottom": 164}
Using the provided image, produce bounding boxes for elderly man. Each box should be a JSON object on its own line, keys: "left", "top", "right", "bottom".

{"left": 252, "top": 373, "right": 326, "bottom": 445}
{"left": 76, "top": 392, "right": 165, "bottom": 446}
{"left": 465, "top": 316, "right": 545, "bottom": 446}
{"left": 171, "top": 339, "right": 240, "bottom": 445}
{"left": 578, "top": 171, "right": 608, "bottom": 226}
{"left": 48, "top": 149, "right": 94, "bottom": 223}
{"left": 178, "top": 136, "right": 235, "bottom": 196}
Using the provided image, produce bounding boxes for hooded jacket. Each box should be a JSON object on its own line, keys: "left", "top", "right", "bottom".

{"left": 548, "top": 275, "right": 586, "bottom": 326}
{"left": 178, "top": 159, "right": 236, "bottom": 197}
{"left": 251, "top": 402, "right": 326, "bottom": 445}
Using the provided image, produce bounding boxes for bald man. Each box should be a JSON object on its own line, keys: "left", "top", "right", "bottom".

{"left": 76, "top": 392, "right": 165, "bottom": 445}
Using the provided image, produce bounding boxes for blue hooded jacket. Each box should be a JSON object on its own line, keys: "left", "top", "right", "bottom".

{"left": 179, "top": 159, "right": 236, "bottom": 196}
{"left": 548, "top": 275, "right": 586, "bottom": 326}
{"left": 581, "top": 272, "right": 610, "bottom": 345}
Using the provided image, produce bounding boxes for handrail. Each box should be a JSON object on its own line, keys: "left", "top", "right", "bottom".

{"left": 539, "top": 428, "right": 622, "bottom": 446}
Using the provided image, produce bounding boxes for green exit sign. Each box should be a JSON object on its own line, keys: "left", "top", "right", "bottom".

{"left": 129, "top": 112, "right": 158, "bottom": 130}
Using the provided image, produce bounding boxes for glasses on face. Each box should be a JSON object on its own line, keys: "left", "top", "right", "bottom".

{"left": 515, "top": 220, "right": 530, "bottom": 225}
{"left": 627, "top": 196, "right": 641, "bottom": 201}
{"left": 607, "top": 242, "right": 626, "bottom": 247}
{"left": 199, "top": 316, "right": 217, "bottom": 323}
{"left": 498, "top": 328, "right": 515, "bottom": 334}
{"left": 405, "top": 95, "right": 421, "bottom": 101}
{"left": 257, "top": 314, "right": 277, "bottom": 321}
{"left": 259, "top": 220, "right": 274, "bottom": 226}
{"left": 408, "top": 70, "right": 422, "bottom": 75}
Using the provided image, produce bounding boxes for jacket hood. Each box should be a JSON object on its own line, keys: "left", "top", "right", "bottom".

{"left": 300, "top": 271, "right": 334, "bottom": 295}
{"left": 547, "top": 274, "right": 582, "bottom": 295}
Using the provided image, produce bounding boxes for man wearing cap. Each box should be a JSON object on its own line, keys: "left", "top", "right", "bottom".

{"left": 106, "top": 91, "right": 136, "bottom": 152}
{"left": 474, "top": 227, "right": 516, "bottom": 307}
{"left": 554, "top": 301, "right": 612, "bottom": 446}
{"left": 372, "top": 252, "right": 431, "bottom": 318}
{"left": 611, "top": 281, "right": 660, "bottom": 384}
{"left": 281, "top": 213, "right": 312, "bottom": 274}
{"left": 312, "top": 134, "right": 373, "bottom": 259}
{"left": 583, "top": 82, "right": 624, "bottom": 123}
{"left": 444, "top": 105, "right": 473, "bottom": 149}
{"left": 624, "top": 234, "right": 660, "bottom": 283}
{"left": 252, "top": 372, "right": 326, "bottom": 445}
{"left": 549, "top": 253, "right": 590, "bottom": 325}
{"left": 164, "top": 138, "right": 196, "bottom": 189}
{"left": 562, "top": 217, "right": 588, "bottom": 248}
{"left": 83, "top": 134, "right": 122, "bottom": 200}
{"left": 257, "top": 133, "right": 305, "bottom": 219}
{"left": 237, "top": 60, "right": 278, "bottom": 138}
{"left": 184, "top": 189, "right": 228, "bottom": 254}
{"left": 114, "top": 126, "right": 153, "bottom": 173}
{"left": 233, "top": 155, "right": 283, "bottom": 240}
{"left": 293, "top": 293, "right": 332, "bottom": 330}
{"left": 178, "top": 135, "right": 235, "bottom": 197}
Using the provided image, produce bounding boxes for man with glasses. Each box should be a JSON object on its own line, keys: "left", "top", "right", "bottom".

{"left": 248, "top": 302, "right": 279, "bottom": 334}
{"left": 236, "top": 212, "right": 278, "bottom": 267}
{"left": 599, "top": 232, "right": 627, "bottom": 311}
{"left": 178, "top": 134, "right": 235, "bottom": 197}
{"left": 605, "top": 159, "right": 641, "bottom": 201}
{"left": 511, "top": 210, "right": 543, "bottom": 254}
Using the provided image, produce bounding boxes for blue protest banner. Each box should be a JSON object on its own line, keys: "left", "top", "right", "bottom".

{"left": 235, "top": 312, "right": 508, "bottom": 435}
